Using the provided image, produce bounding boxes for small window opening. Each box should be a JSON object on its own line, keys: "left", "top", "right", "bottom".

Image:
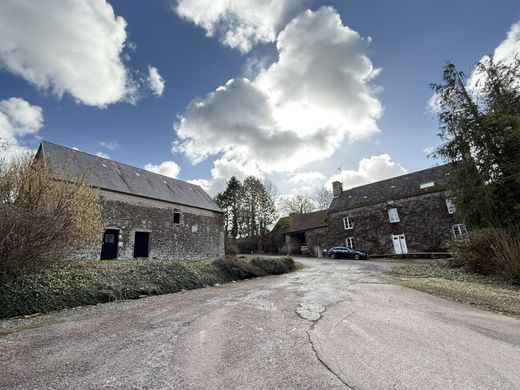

{"left": 420, "top": 181, "right": 435, "bottom": 189}
{"left": 388, "top": 208, "right": 400, "bottom": 223}
{"left": 345, "top": 237, "right": 355, "bottom": 249}
{"left": 173, "top": 212, "right": 181, "bottom": 224}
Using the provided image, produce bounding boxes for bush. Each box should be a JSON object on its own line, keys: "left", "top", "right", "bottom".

{"left": 0, "top": 256, "right": 295, "bottom": 318}
{"left": 450, "top": 227, "right": 520, "bottom": 283}
{"left": 214, "top": 256, "right": 295, "bottom": 280}
{"left": 224, "top": 237, "right": 238, "bottom": 256}
{"left": 0, "top": 156, "right": 103, "bottom": 280}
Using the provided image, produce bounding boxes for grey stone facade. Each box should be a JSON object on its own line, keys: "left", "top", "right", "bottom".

{"left": 98, "top": 191, "right": 224, "bottom": 260}
{"left": 271, "top": 164, "right": 464, "bottom": 256}
{"left": 325, "top": 191, "right": 457, "bottom": 254}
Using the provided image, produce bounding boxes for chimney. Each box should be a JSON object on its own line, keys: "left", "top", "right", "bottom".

{"left": 332, "top": 181, "right": 343, "bottom": 197}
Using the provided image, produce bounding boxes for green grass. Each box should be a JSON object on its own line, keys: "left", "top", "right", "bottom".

{"left": 386, "top": 262, "right": 520, "bottom": 317}
{"left": 0, "top": 256, "right": 295, "bottom": 319}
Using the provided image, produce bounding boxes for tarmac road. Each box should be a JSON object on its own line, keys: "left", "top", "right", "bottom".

{"left": 1, "top": 257, "right": 520, "bottom": 390}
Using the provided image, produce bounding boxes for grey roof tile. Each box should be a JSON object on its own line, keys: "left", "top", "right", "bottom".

{"left": 37, "top": 141, "right": 222, "bottom": 213}
{"left": 328, "top": 164, "right": 453, "bottom": 212}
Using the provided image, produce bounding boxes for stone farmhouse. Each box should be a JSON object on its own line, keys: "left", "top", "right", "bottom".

{"left": 36, "top": 141, "right": 224, "bottom": 260}
{"left": 272, "top": 164, "right": 467, "bottom": 256}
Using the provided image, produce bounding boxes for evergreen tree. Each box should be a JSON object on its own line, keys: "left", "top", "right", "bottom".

{"left": 431, "top": 58, "right": 520, "bottom": 228}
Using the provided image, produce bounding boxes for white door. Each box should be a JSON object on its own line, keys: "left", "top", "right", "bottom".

{"left": 392, "top": 234, "right": 408, "bottom": 254}
{"left": 399, "top": 234, "right": 408, "bottom": 254}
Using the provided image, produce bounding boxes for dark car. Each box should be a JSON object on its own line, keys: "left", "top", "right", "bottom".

{"left": 327, "top": 246, "right": 368, "bottom": 260}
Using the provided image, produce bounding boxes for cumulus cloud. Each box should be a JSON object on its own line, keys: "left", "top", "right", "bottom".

{"left": 326, "top": 154, "right": 407, "bottom": 190}
{"left": 148, "top": 66, "right": 165, "bottom": 97}
{"left": 188, "top": 157, "right": 263, "bottom": 196}
{"left": 0, "top": 97, "right": 43, "bottom": 159}
{"left": 0, "top": 0, "right": 135, "bottom": 107}
{"left": 174, "top": 0, "right": 309, "bottom": 52}
{"left": 175, "top": 7, "right": 382, "bottom": 188}
{"left": 468, "top": 20, "right": 520, "bottom": 91}
{"left": 144, "top": 161, "right": 181, "bottom": 178}
{"left": 288, "top": 171, "right": 326, "bottom": 185}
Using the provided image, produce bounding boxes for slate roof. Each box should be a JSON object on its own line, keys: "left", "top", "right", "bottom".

{"left": 36, "top": 141, "right": 222, "bottom": 213}
{"left": 272, "top": 209, "right": 328, "bottom": 234}
{"left": 328, "top": 164, "right": 454, "bottom": 213}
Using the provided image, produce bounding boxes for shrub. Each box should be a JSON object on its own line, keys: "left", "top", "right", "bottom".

{"left": 224, "top": 237, "right": 238, "bottom": 256}
{"left": 450, "top": 227, "right": 520, "bottom": 283}
{"left": 0, "top": 256, "right": 295, "bottom": 318}
{"left": 0, "top": 156, "right": 103, "bottom": 280}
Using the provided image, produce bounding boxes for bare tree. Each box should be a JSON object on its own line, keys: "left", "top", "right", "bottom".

{"left": 277, "top": 194, "right": 315, "bottom": 216}
{"left": 0, "top": 155, "right": 103, "bottom": 280}
{"left": 310, "top": 186, "right": 333, "bottom": 210}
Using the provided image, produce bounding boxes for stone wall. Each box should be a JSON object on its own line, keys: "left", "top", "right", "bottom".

{"left": 325, "top": 191, "right": 458, "bottom": 254}
{"left": 81, "top": 190, "right": 224, "bottom": 260}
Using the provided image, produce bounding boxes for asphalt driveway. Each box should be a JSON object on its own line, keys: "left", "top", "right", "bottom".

{"left": 1, "top": 257, "right": 519, "bottom": 389}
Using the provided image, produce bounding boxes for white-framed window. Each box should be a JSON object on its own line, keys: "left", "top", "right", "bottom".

{"left": 345, "top": 237, "right": 355, "bottom": 249}
{"left": 446, "top": 198, "right": 456, "bottom": 214}
{"left": 343, "top": 216, "right": 353, "bottom": 230}
{"left": 388, "top": 208, "right": 400, "bottom": 223}
{"left": 452, "top": 224, "right": 468, "bottom": 238}
{"left": 420, "top": 181, "right": 435, "bottom": 189}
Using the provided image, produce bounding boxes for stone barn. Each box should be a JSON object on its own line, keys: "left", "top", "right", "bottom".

{"left": 326, "top": 164, "right": 465, "bottom": 255}
{"left": 271, "top": 210, "right": 328, "bottom": 256}
{"left": 36, "top": 141, "right": 224, "bottom": 260}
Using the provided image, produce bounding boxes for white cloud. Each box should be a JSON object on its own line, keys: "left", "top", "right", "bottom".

{"left": 288, "top": 171, "right": 326, "bottom": 186}
{"left": 0, "top": 97, "right": 43, "bottom": 159}
{"left": 174, "top": 0, "right": 310, "bottom": 53}
{"left": 96, "top": 151, "right": 110, "bottom": 159}
{"left": 0, "top": 0, "right": 135, "bottom": 107}
{"left": 468, "top": 20, "right": 520, "bottom": 92}
{"left": 148, "top": 66, "right": 165, "bottom": 97}
{"left": 99, "top": 140, "right": 120, "bottom": 151}
{"left": 174, "top": 7, "right": 382, "bottom": 184}
{"left": 326, "top": 154, "right": 407, "bottom": 190}
{"left": 144, "top": 161, "right": 181, "bottom": 178}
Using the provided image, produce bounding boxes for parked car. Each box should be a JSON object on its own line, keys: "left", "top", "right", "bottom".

{"left": 327, "top": 246, "right": 368, "bottom": 260}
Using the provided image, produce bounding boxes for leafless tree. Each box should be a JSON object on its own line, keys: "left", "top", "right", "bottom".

{"left": 0, "top": 155, "right": 103, "bottom": 280}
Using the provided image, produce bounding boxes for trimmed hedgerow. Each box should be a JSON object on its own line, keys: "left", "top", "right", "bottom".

{"left": 0, "top": 256, "right": 295, "bottom": 319}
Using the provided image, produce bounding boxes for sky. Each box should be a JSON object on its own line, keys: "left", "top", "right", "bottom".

{"left": 1, "top": 0, "right": 519, "bottom": 198}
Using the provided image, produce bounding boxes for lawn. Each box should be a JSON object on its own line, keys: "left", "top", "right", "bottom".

{"left": 386, "top": 261, "right": 520, "bottom": 317}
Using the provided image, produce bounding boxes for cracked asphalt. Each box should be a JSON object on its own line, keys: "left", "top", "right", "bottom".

{"left": 1, "top": 257, "right": 520, "bottom": 390}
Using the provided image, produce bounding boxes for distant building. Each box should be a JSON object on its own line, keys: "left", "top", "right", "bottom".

{"left": 36, "top": 141, "right": 224, "bottom": 260}
{"left": 270, "top": 210, "right": 328, "bottom": 257}
{"left": 272, "top": 164, "right": 466, "bottom": 256}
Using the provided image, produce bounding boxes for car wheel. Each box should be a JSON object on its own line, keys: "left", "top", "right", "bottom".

{"left": 330, "top": 253, "right": 336, "bottom": 259}
{"left": 354, "top": 254, "right": 360, "bottom": 260}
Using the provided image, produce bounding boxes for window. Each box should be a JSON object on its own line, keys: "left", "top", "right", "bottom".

{"left": 420, "top": 181, "right": 435, "bottom": 189}
{"left": 343, "top": 216, "right": 353, "bottom": 230}
{"left": 452, "top": 224, "right": 468, "bottom": 238}
{"left": 173, "top": 212, "right": 181, "bottom": 224}
{"left": 388, "top": 208, "right": 400, "bottom": 223}
{"left": 446, "top": 198, "right": 456, "bottom": 214}
{"left": 345, "top": 237, "right": 355, "bottom": 249}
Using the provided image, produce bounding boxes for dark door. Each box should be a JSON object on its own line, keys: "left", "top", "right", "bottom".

{"left": 100, "top": 229, "right": 119, "bottom": 260}
{"left": 133, "top": 232, "right": 150, "bottom": 258}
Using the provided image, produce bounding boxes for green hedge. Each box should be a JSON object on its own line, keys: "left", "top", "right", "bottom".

{"left": 0, "top": 256, "right": 295, "bottom": 319}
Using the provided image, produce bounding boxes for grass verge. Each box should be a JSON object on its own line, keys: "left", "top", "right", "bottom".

{"left": 386, "top": 261, "right": 520, "bottom": 317}
{"left": 0, "top": 256, "right": 294, "bottom": 319}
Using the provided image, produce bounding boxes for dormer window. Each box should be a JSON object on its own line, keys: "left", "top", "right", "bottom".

{"left": 420, "top": 181, "right": 435, "bottom": 189}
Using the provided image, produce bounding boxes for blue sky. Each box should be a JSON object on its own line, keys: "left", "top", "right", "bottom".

{"left": 1, "top": 0, "right": 519, "bottom": 197}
